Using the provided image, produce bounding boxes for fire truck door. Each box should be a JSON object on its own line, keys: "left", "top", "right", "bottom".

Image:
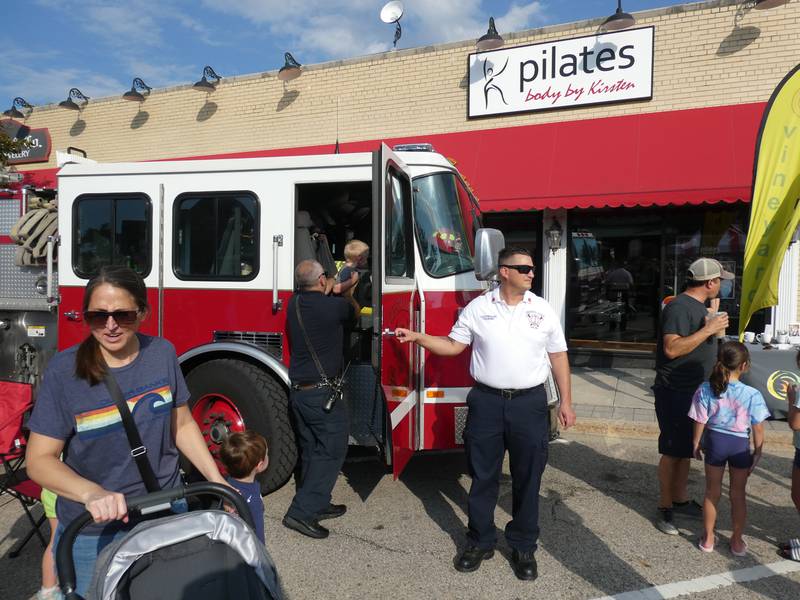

{"left": 372, "top": 144, "right": 418, "bottom": 480}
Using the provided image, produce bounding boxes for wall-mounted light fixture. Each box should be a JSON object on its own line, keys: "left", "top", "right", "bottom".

{"left": 59, "top": 88, "right": 90, "bottom": 111}
{"left": 193, "top": 66, "right": 222, "bottom": 92}
{"left": 2, "top": 97, "right": 34, "bottom": 119}
{"left": 753, "top": 0, "right": 790, "bottom": 8}
{"left": 546, "top": 218, "right": 563, "bottom": 253}
{"left": 122, "top": 78, "right": 152, "bottom": 102}
{"left": 278, "top": 53, "right": 302, "bottom": 82}
{"left": 600, "top": 1, "right": 636, "bottom": 32}
{"left": 476, "top": 17, "right": 504, "bottom": 51}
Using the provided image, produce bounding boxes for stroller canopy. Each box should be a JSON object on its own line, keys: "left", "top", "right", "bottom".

{"left": 88, "top": 509, "right": 282, "bottom": 600}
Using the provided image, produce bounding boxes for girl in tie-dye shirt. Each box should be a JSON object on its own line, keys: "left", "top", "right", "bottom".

{"left": 689, "top": 341, "right": 769, "bottom": 556}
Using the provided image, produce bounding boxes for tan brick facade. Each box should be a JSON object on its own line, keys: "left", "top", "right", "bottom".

{"left": 9, "top": 0, "right": 800, "bottom": 169}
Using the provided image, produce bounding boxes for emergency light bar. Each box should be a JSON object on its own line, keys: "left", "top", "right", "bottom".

{"left": 392, "top": 143, "right": 435, "bottom": 152}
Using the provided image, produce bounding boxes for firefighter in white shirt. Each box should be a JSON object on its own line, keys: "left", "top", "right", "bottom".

{"left": 396, "top": 246, "right": 575, "bottom": 581}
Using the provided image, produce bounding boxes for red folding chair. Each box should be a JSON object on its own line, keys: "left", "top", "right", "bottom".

{"left": 0, "top": 379, "right": 46, "bottom": 558}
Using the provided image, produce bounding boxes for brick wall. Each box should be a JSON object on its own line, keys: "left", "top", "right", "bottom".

{"left": 10, "top": 0, "right": 799, "bottom": 169}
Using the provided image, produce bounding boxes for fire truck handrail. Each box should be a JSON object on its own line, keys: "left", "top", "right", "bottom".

{"left": 177, "top": 342, "right": 290, "bottom": 387}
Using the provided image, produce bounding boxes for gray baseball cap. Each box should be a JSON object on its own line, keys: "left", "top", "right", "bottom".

{"left": 687, "top": 258, "right": 734, "bottom": 281}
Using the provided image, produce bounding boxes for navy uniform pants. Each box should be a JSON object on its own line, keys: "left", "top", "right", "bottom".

{"left": 464, "top": 384, "right": 549, "bottom": 553}
{"left": 286, "top": 387, "right": 349, "bottom": 521}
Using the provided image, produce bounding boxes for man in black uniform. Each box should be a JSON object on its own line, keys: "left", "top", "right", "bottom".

{"left": 654, "top": 257, "right": 732, "bottom": 535}
{"left": 283, "top": 259, "right": 356, "bottom": 539}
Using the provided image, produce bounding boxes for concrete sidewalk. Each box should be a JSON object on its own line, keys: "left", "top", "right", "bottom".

{"left": 570, "top": 367, "right": 792, "bottom": 439}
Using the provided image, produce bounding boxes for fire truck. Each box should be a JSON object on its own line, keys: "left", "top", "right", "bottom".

{"left": 1, "top": 143, "right": 534, "bottom": 494}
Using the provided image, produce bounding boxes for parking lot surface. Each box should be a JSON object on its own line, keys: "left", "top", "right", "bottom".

{"left": 2, "top": 431, "right": 799, "bottom": 599}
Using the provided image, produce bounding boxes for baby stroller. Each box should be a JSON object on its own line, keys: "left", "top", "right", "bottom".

{"left": 56, "top": 482, "right": 283, "bottom": 600}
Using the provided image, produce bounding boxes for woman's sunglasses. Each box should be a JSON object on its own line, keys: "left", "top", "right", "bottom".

{"left": 83, "top": 310, "right": 140, "bottom": 327}
{"left": 500, "top": 264, "right": 535, "bottom": 275}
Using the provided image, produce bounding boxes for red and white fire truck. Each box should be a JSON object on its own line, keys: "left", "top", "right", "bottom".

{"left": 1, "top": 143, "right": 520, "bottom": 493}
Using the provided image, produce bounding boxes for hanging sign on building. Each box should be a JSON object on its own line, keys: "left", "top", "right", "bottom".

{"left": 0, "top": 119, "right": 52, "bottom": 164}
{"left": 468, "top": 27, "right": 654, "bottom": 118}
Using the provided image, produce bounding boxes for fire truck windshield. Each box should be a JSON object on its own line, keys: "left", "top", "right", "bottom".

{"left": 412, "top": 171, "right": 476, "bottom": 278}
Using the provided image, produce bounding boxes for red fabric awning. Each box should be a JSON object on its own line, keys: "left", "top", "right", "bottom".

{"left": 427, "top": 102, "right": 765, "bottom": 212}
{"left": 26, "top": 102, "right": 761, "bottom": 214}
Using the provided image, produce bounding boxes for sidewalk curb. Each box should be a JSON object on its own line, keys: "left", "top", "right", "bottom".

{"left": 569, "top": 418, "right": 797, "bottom": 447}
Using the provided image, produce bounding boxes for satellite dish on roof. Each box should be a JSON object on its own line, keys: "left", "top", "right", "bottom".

{"left": 380, "top": 1, "right": 404, "bottom": 48}
{"left": 380, "top": 1, "right": 404, "bottom": 23}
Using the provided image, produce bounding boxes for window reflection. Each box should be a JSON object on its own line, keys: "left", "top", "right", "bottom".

{"left": 386, "top": 168, "right": 414, "bottom": 278}
{"left": 412, "top": 172, "right": 475, "bottom": 278}
{"left": 567, "top": 205, "right": 753, "bottom": 348}
{"left": 174, "top": 192, "right": 258, "bottom": 280}
{"left": 73, "top": 195, "right": 151, "bottom": 277}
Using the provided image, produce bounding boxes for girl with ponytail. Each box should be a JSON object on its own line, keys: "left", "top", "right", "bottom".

{"left": 689, "top": 341, "right": 770, "bottom": 556}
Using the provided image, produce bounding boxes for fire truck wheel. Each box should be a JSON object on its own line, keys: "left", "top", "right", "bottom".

{"left": 185, "top": 358, "right": 297, "bottom": 495}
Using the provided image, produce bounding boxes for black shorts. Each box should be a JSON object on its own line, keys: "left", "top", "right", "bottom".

{"left": 795, "top": 448, "right": 800, "bottom": 470}
{"left": 654, "top": 386, "right": 694, "bottom": 459}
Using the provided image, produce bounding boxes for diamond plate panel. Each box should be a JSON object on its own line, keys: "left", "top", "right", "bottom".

{"left": 0, "top": 201, "right": 21, "bottom": 234}
{"left": 344, "top": 363, "right": 383, "bottom": 447}
{"left": 454, "top": 406, "right": 468, "bottom": 445}
{"left": 0, "top": 245, "right": 54, "bottom": 300}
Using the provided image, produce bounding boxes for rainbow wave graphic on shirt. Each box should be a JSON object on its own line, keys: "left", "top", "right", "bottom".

{"left": 75, "top": 384, "right": 173, "bottom": 439}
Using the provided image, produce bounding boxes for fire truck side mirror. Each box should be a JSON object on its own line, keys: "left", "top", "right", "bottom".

{"left": 473, "top": 228, "right": 505, "bottom": 281}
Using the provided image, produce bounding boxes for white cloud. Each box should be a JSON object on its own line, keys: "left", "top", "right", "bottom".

{"left": 9, "top": 0, "right": 552, "bottom": 105}
{"left": 497, "top": 2, "right": 547, "bottom": 33}
{"left": 83, "top": 4, "right": 164, "bottom": 47}
{"left": 197, "top": 0, "right": 548, "bottom": 62}
{"left": 0, "top": 62, "right": 126, "bottom": 106}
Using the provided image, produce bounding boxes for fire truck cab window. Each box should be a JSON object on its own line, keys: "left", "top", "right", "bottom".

{"left": 412, "top": 172, "right": 475, "bottom": 278}
{"left": 386, "top": 167, "right": 414, "bottom": 279}
{"left": 174, "top": 192, "right": 258, "bottom": 280}
{"left": 73, "top": 194, "right": 151, "bottom": 278}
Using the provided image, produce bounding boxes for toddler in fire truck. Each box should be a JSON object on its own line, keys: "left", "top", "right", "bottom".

{"left": 219, "top": 430, "right": 269, "bottom": 544}
{"left": 332, "top": 239, "right": 369, "bottom": 298}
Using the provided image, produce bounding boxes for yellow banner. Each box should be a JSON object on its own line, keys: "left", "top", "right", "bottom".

{"left": 740, "top": 64, "right": 800, "bottom": 335}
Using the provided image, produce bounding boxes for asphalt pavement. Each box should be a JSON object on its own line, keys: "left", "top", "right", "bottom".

{"left": 2, "top": 430, "right": 799, "bottom": 600}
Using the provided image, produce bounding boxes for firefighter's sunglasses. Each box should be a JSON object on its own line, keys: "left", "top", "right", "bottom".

{"left": 500, "top": 264, "right": 535, "bottom": 275}
{"left": 83, "top": 310, "right": 140, "bottom": 327}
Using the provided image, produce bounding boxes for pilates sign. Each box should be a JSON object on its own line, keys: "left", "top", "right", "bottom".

{"left": 468, "top": 27, "right": 654, "bottom": 118}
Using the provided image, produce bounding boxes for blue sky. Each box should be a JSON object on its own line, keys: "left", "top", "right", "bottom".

{"left": 2, "top": 1, "right": 690, "bottom": 107}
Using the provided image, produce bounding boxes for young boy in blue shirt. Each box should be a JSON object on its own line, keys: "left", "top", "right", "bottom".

{"left": 220, "top": 430, "right": 268, "bottom": 544}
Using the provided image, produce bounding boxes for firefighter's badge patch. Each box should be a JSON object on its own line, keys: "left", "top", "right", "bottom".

{"left": 526, "top": 311, "right": 544, "bottom": 329}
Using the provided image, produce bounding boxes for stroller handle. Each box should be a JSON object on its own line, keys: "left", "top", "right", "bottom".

{"left": 56, "top": 482, "right": 253, "bottom": 600}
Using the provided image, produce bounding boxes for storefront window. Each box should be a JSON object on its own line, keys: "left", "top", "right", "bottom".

{"left": 566, "top": 204, "right": 752, "bottom": 349}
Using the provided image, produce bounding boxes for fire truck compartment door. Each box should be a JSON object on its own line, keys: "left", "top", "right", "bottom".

{"left": 373, "top": 143, "right": 418, "bottom": 480}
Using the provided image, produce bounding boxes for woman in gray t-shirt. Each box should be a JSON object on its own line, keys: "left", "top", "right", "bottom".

{"left": 26, "top": 266, "right": 228, "bottom": 595}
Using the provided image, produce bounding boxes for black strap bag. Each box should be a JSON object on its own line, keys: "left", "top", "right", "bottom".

{"left": 103, "top": 371, "right": 161, "bottom": 492}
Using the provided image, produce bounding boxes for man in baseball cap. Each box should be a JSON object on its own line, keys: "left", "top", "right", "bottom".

{"left": 652, "top": 257, "right": 731, "bottom": 535}
{"left": 687, "top": 258, "right": 735, "bottom": 282}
